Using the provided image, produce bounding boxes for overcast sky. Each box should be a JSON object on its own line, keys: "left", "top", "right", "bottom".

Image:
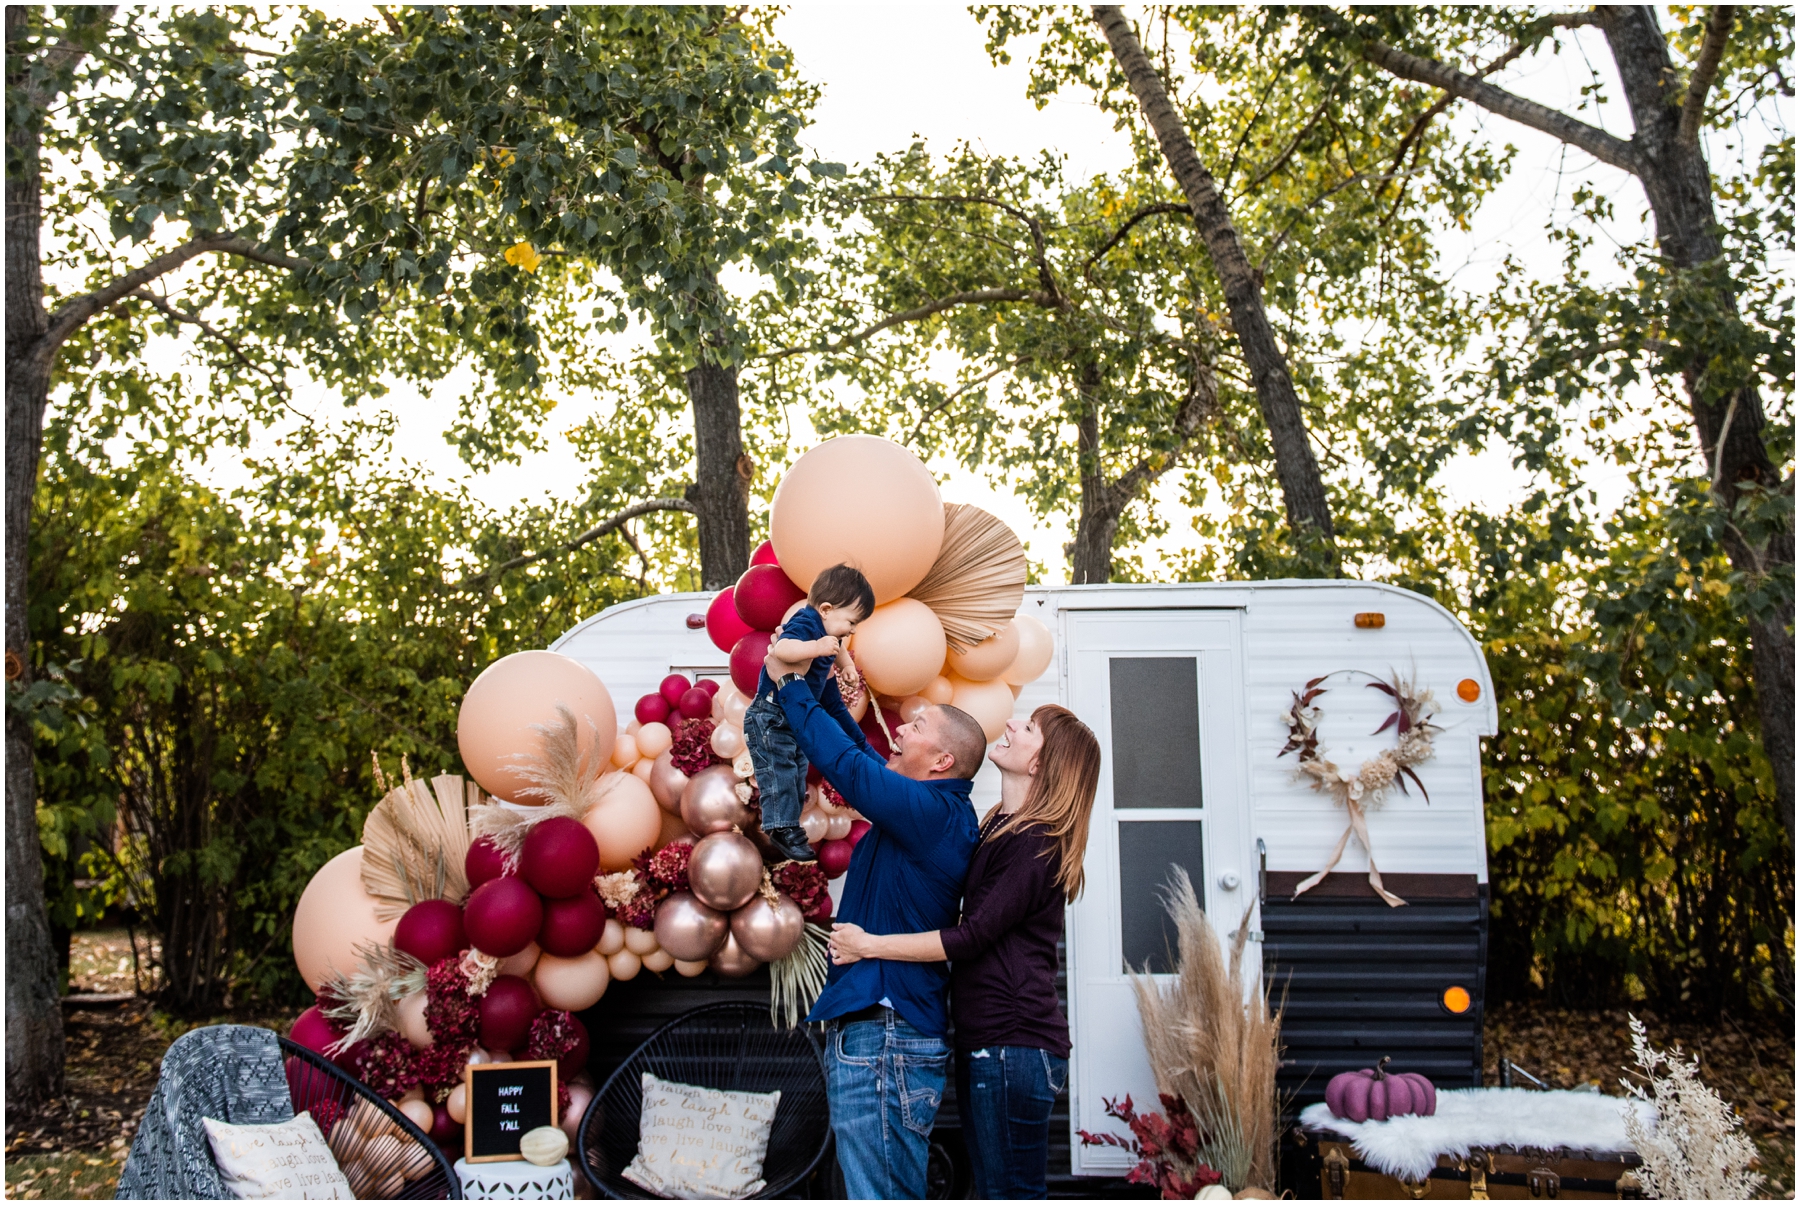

{"left": 198, "top": 7, "right": 1784, "bottom": 585}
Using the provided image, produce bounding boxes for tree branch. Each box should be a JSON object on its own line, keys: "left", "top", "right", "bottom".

{"left": 1080, "top": 202, "right": 1190, "bottom": 282}
{"left": 764, "top": 288, "right": 1053, "bottom": 362}
{"left": 127, "top": 289, "right": 293, "bottom": 404}
{"left": 452, "top": 497, "right": 696, "bottom": 592}
{"left": 40, "top": 234, "right": 312, "bottom": 363}
{"left": 1358, "top": 35, "right": 1644, "bottom": 176}
{"left": 1678, "top": 6, "right": 1735, "bottom": 145}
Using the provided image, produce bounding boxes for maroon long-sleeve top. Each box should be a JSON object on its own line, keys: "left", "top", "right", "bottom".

{"left": 939, "top": 818, "right": 1071, "bottom": 1058}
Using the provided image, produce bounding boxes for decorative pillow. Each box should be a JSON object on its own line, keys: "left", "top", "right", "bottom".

{"left": 620, "top": 1072, "right": 782, "bottom": 1200}
{"left": 202, "top": 1112, "right": 354, "bottom": 1200}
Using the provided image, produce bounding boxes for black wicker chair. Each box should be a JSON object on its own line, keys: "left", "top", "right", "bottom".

{"left": 280, "top": 1038, "right": 463, "bottom": 1199}
{"left": 577, "top": 1002, "right": 830, "bottom": 1199}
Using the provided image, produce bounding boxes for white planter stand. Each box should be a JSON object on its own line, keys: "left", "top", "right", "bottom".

{"left": 453, "top": 1157, "right": 575, "bottom": 1200}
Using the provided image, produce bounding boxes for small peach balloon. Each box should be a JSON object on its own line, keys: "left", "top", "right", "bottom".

{"left": 1008, "top": 681, "right": 1022, "bottom": 698}
{"left": 721, "top": 688, "right": 751, "bottom": 728}
{"left": 641, "top": 948, "right": 674, "bottom": 973}
{"left": 800, "top": 808, "right": 829, "bottom": 845}
{"left": 921, "top": 675, "right": 955, "bottom": 705}
{"left": 497, "top": 941, "right": 541, "bottom": 978}
{"left": 607, "top": 949, "right": 642, "bottom": 981}
{"left": 950, "top": 672, "right": 1016, "bottom": 742}
{"left": 584, "top": 772, "right": 663, "bottom": 871}
{"left": 825, "top": 812, "right": 852, "bottom": 841}
{"left": 631, "top": 759, "right": 654, "bottom": 782}
{"left": 596, "top": 918, "right": 626, "bottom": 956}
{"left": 400, "top": 1099, "right": 435, "bottom": 1132}
{"left": 610, "top": 733, "right": 639, "bottom": 769}
{"left": 624, "top": 926, "right": 660, "bottom": 956}
{"left": 648, "top": 751, "right": 689, "bottom": 814}
{"left": 851, "top": 599, "right": 947, "bottom": 698}
{"left": 457, "top": 651, "right": 616, "bottom": 802}
{"left": 1002, "top": 614, "right": 1055, "bottom": 686}
{"left": 396, "top": 991, "right": 433, "bottom": 1049}
{"left": 846, "top": 687, "right": 870, "bottom": 721}
{"left": 674, "top": 958, "right": 708, "bottom": 978}
{"left": 635, "top": 722, "right": 673, "bottom": 760}
{"left": 947, "top": 621, "right": 1021, "bottom": 682}
{"left": 625, "top": 719, "right": 642, "bottom": 736}
{"left": 710, "top": 723, "right": 745, "bottom": 760}
{"left": 898, "top": 695, "right": 930, "bottom": 724}
{"left": 770, "top": 435, "right": 945, "bottom": 604}
{"left": 447, "top": 1084, "right": 468, "bottom": 1124}
{"left": 292, "top": 847, "right": 397, "bottom": 992}
{"left": 532, "top": 951, "right": 610, "bottom": 1011}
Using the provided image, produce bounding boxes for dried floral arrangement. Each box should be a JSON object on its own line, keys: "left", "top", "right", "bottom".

{"left": 1278, "top": 669, "right": 1440, "bottom": 907}
{"left": 1079, "top": 1093, "right": 1222, "bottom": 1198}
{"left": 1621, "top": 1015, "right": 1763, "bottom": 1199}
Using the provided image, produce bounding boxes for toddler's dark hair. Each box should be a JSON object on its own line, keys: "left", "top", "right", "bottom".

{"left": 808, "top": 563, "right": 875, "bottom": 620}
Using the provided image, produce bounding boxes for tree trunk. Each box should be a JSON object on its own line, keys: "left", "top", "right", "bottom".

{"left": 1070, "top": 405, "right": 1122, "bottom": 585}
{"left": 1599, "top": 6, "right": 1794, "bottom": 829}
{"left": 5, "top": 4, "right": 66, "bottom": 1107}
{"left": 1091, "top": 5, "right": 1337, "bottom": 560}
{"left": 683, "top": 358, "right": 752, "bottom": 591}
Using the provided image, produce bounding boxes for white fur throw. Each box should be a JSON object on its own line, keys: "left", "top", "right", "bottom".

{"left": 1300, "top": 1088, "right": 1654, "bottom": 1182}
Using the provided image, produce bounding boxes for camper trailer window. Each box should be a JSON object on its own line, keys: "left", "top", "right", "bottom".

{"left": 1108, "top": 658, "right": 1203, "bottom": 809}
{"left": 1119, "top": 820, "right": 1205, "bottom": 973}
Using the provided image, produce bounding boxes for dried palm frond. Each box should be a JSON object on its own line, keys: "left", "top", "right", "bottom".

{"left": 362, "top": 773, "right": 477, "bottom": 919}
{"left": 320, "top": 941, "right": 427, "bottom": 1055}
{"left": 1131, "top": 868, "right": 1282, "bottom": 1193}
{"left": 469, "top": 705, "right": 616, "bottom": 860}
{"left": 769, "top": 923, "right": 830, "bottom": 1030}
{"left": 907, "top": 503, "right": 1027, "bottom": 653}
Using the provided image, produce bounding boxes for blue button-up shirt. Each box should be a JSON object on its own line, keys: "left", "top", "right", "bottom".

{"left": 776, "top": 681, "right": 978, "bottom": 1038}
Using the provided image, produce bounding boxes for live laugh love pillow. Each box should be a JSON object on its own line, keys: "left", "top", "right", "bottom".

{"left": 202, "top": 1112, "right": 353, "bottom": 1199}
{"left": 621, "top": 1073, "right": 781, "bottom": 1200}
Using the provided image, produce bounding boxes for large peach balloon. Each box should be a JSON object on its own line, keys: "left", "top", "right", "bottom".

{"left": 458, "top": 651, "right": 617, "bottom": 802}
{"left": 770, "top": 436, "right": 944, "bottom": 604}
{"left": 851, "top": 599, "right": 947, "bottom": 697}
{"left": 1002, "top": 615, "right": 1055, "bottom": 686}
{"left": 532, "top": 951, "right": 610, "bottom": 1011}
{"left": 949, "top": 673, "right": 1015, "bottom": 742}
{"left": 583, "top": 772, "right": 663, "bottom": 871}
{"left": 293, "top": 846, "right": 397, "bottom": 992}
{"left": 947, "top": 621, "right": 1021, "bottom": 682}
{"left": 921, "top": 675, "right": 955, "bottom": 705}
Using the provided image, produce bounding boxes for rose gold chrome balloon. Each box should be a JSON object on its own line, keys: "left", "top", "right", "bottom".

{"left": 648, "top": 750, "right": 690, "bottom": 814}
{"left": 652, "top": 891, "right": 728, "bottom": 961}
{"left": 687, "top": 832, "right": 763, "bottom": 912}
{"left": 708, "top": 931, "right": 761, "bottom": 978}
{"left": 730, "top": 893, "right": 804, "bottom": 962}
{"left": 680, "top": 763, "right": 752, "bottom": 835}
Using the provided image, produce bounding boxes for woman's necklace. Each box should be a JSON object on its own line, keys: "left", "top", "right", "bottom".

{"left": 978, "top": 807, "right": 1013, "bottom": 845}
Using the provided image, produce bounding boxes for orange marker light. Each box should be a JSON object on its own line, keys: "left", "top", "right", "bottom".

{"left": 1442, "top": 985, "right": 1472, "bottom": 1014}
{"left": 1354, "top": 612, "right": 1385, "bottom": 629}
{"left": 1457, "top": 678, "right": 1481, "bottom": 703}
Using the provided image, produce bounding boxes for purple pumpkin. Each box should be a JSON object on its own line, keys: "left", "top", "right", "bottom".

{"left": 1324, "top": 1057, "right": 1436, "bottom": 1122}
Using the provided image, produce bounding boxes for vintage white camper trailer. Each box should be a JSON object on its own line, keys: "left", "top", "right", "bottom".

{"left": 552, "top": 580, "right": 1498, "bottom": 1191}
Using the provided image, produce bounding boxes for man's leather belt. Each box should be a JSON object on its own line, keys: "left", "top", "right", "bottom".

{"left": 839, "top": 1003, "right": 895, "bottom": 1025}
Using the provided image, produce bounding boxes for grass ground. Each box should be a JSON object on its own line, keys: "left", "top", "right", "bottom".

{"left": 5, "top": 932, "right": 1793, "bottom": 1198}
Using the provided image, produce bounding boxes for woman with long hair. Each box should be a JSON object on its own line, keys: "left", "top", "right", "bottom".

{"left": 829, "top": 704, "right": 1101, "bottom": 1199}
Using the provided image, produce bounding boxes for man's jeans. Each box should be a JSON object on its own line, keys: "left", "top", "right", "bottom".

{"left": 956, "top": 1045, "right": 1069, "bottom": 1199}
{"left": 825, "top": 1013, "right": 950, "bottom": 1199}
{"left": 743, "top": 692, "right": 807, "bottom": 830}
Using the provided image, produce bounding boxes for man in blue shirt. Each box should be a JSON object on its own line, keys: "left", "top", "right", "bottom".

{"left": 769, "top": 656, "right": 984, "bottom": 1200}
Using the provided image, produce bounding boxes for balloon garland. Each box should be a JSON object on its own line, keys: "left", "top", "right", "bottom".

{"left": 1278, "top": 671, "right": 1440, "bottom": 908}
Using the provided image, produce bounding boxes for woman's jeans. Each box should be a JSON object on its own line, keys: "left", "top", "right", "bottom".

{"left": 956, "top": 1045, "right": 1069, "bottom": 1199}
{"left": 826, "top": 1013, "right": 950, "bottom": 1200}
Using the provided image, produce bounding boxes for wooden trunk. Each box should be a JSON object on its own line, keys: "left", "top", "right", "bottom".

{"left": 1285, "top": 1127, "right": 1644, "bottom": 1200}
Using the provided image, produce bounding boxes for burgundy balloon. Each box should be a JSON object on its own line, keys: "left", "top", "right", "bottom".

{"left": 394, "top": 899, "right": 467, "bottom": 967}
{"left": 818, "top": 838, "right": 853, "bottom": 879}
{"left": 706, "top": 588, "right": 756, "bottom": 655}
{"left": 465, "top": 837, "right": 511, "bottom": 890}
{"left": 729, "top": 631, "right": 775, "bottom": 697}
{"left": 751, "top": 539, "right": 781, "bottom": 567}
{"left": 288, "top": 1006, "right": 341, "bottom": 1057}
{"left": 806, "top": 765, "right": 824, "bottom": 786}
{"left": 538, "top": 890, "right": 607, "bottom": 958}
{"left": 846, "top": 819, "right": 872, "bottom": 849}
{"left": 464, "top": 877, "right": 544, "bottom": 957}
{"left": 859, "top": 710, "right": 893, "bottom": 760}
{"left": 697, "top": 678, "right": 721, "bottom": 697}
{"left": 520, "top": 817, "right": 600, "bottom": 899}
{"left": 477, "top": 975, "right": 543, "bottom": 1054}
{"left": 733, "top": 564, "right": 807, "bottom": 631}
{"left": 659, "top": 674, "right": 692, "bottom": 709}
{"left": 677, "top": 687, "right": 713, "bottom": 720}
{"left": 635, "top": 693, "right": 671, "bottom": 725}
{"left": 555, "top": 1014, "right": 591, "bottom": 1080}
{"left": 430, "top": 1105, "right": 461, "bottom": 1144}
